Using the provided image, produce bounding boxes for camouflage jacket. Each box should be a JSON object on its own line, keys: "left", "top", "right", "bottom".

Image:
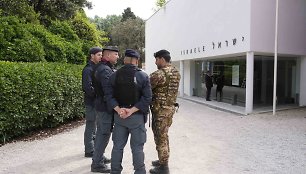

{"left": 150, "top": 65, "right": 181, "bottom": 109}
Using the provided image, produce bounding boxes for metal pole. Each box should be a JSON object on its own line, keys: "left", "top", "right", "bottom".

{"left": 273, "top": 0, "right": 279, "bottom": 115}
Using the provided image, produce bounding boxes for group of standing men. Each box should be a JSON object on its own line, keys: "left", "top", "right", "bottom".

{"left": 205, "top": 70, "right": 224, "bottom": 102}
{"left": 82, "top": 46, "right": 181, "bottom": 174}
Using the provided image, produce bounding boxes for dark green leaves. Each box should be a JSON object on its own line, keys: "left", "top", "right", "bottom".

{"left": 0, "top": 61, "right": 84, "bottom": 144}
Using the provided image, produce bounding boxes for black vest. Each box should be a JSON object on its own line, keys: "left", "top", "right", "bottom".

{"left": 92, "top": 62, "right": 113, "bottom": 97}
{"left": 114, "top": 65, "right": 140, "bottom": 107}
{"left": 91, "top": 63, "right": 102, "bottom": 97}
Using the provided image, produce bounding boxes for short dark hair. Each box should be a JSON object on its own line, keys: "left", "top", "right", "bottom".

{"left": 154, "top": 49, "right": 171, "bottom": 62}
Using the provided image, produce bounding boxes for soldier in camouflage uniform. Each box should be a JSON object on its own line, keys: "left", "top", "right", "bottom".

{"left": 149, "top": 50, "right": 181, "bottom": 174}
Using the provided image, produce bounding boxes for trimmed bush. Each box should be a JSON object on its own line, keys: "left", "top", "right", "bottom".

{"left": 0, "top": 61, "right": 84, "bottom": 144}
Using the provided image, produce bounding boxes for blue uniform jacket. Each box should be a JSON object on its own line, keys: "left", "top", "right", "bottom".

{"left": 105, "top": 64, "right": 152, "bottom": 114}
{"left": 82, "top": 60, "right": 96, "bottom": 107}
{"left": 94, "top": 61, "right": 115, "bottom": 113}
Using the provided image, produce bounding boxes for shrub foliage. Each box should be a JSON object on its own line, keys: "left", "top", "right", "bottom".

{"left": 0, "top": 61, "right": 84, "bottom": 144}
{"left": 0, "top": 16, "right": 46, "bottom": 62}
{"left": 0, "top": 6, "right": 106, "bottom": 64}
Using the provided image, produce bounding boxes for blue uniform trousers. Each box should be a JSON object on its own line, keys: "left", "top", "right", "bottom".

{"left": 111, "top": 113, "right": 147, "bottom": 174}
{"left": 92, "top": 111, "right": 112, "bottom": 165}
{"left": 84, "top": 105, "right": 96, "bottom": 153}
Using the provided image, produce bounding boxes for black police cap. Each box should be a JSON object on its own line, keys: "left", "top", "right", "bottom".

{"left": 125, "top": 49, "right": 140, "bottom": 59}
{"left": 89, "top": 47, "right": 103, "bottom": 55}
{"left": 154, "top": 49, "right": 170, "bottom": 58}
{"left": 103, "top": 46, "right": 119, "bottom": 52}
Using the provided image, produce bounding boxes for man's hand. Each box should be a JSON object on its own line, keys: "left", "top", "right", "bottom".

{"left": 120, "top": 107, "right": 139, "bottom": 119}
{"left": 114, "top": 106, "right": 126, "bottom": 117}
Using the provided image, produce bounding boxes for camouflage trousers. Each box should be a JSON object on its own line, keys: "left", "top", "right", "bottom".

{"left": 151, "top": 106, "right": 175, "bottom": 164}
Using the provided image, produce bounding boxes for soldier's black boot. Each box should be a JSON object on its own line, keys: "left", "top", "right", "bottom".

{"left": 151, "top": 160, "right": 160, "bottom": 166}
{"left": 149, "top": 163, "right": 169, "bottom": 174}
{"left": 102, "top": 156, "right": 111, "bottom": 164}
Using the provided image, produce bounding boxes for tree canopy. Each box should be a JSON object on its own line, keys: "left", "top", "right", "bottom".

{"left": 154, "top": 0, "right": 168, "bottom": 11}
{"left": 156, "top": 0, "right": 166, "bottom": 8}
{"left": 0, "top": 0, "right": 146, "bottom": 65}
{"left": 91, "top": 15, "right": 122, "bottom": 46}
{"left": 121, "top": 7, "right": 136, "bottom": 22}
{"left": 111, "top": 17, "right": 145, "bottom": 61}
{"left": 28, "top": 0, "right": 92, "bottom": 21}
{"left": 91, "top": 8, "right": 145, "bottom": 67}
{"left": 0, "top": 0, "right": 106, "bottom": 64}
{"left": 0, "top": 0, "right": 92, "bottom": 23}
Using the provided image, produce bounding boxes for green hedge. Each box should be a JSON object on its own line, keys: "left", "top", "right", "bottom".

{"left": 0, "top": 61, "right": 84, "bottom": 144}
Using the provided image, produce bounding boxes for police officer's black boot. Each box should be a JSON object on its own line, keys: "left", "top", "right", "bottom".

{"left": 149, "top": 163, "right": 169, "bottom": 174}
{"left": 91, "top": 163, "right": 111, "bottom": 173}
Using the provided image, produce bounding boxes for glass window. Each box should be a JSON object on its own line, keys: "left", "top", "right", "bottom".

{"left": 194, "top": 56, "right": 246, "bottom": 106}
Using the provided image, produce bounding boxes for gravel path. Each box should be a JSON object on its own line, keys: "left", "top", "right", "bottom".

{"left": 1, "top": 99, "right": 306, "bottom": 174}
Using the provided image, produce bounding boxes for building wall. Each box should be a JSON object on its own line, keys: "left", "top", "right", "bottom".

{"left": 183, "top": 60, "right": 191, "bottom": 96}
{"left": 145, "top": 0, "right": 306, "bottom": 102}
{"left": 250, "top": 0, "right": 306, "bottom": 55}
{"left": 146, "top": 0, "right": 306, "bottom": 74}
{"left": 145, "top": 0, "right": 251, "bottom": 75}
{"left": 300, "top": 57, "right": 306, "bottom": 106}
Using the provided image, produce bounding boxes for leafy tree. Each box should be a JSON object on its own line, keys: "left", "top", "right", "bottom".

{"left": 155, "top": 0, "right": 167, "bottom": 10}
{"left": 0, "top": 0, "right": 107, "bottom": 64}
{"left": 156, "top": 0, "right": 166, "bottom": 7}
{"left": 28, "top": 24, "right": 68, "bottom": 62}
{"left": 111, "top": 17, "right": 145, "bottom": 67}
{"left": 121, "top": 7, "right": 136, "bottom": 22}
{"left": 91, "top": 8, "right": 145, "bottom": 67}
{"left": 0, "top": 0, "right": 39, "bottom": 23}
{"left": 47, "top": 20, "right": 79, "bottom": 41}
{"left": 91, "top": 15, "right": 122, "bottom": 45}
{"left": 28, "top": 0, "right": 92, "bottom": 21}
{"left": 65, "top": 42, "right": 85, "bottom": 64}
{"left": 92, "top": 15, "right": 122, "bottom": 34}
{"left": 71, "top": 11, "right": 108, "bottom": 55}
{"left": 1, "top": 0, "right": 92, "bottom": 24}
{"left": 0, "top": 16, "right": 45, "bottom": 62}
{"left": 47, "top": 20, "right": 85, "bottom": 64}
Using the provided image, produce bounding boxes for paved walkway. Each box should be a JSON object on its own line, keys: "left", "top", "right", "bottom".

{"left": 1, "top": 98, "right": 306, "bottom": 174}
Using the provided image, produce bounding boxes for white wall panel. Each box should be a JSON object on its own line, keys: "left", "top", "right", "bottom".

{"left": 145, "top": 0, "right": 251, "bottom": 74}
{"left": 299, "top": 57, "right": 306, "bottom": 106}
{"left": 250, "top": 0, "right": 306, "bottom": 55}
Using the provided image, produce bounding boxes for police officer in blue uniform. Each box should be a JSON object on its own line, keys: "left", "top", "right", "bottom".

{"left": 105, "top": 49, "right": 152, "bottom": 174}
{"left": 91, "top": 46, "right": 119, "bottom": 173}
{"left": 82, "top": 47, "right": 102, "bottom": 157}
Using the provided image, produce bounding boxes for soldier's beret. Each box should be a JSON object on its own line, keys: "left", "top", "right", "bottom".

{"left": 125, "top": 49, "right": 140, "bottom": 59}
{"left": 89, "top": 47, "right": 103, "bottom": 55}
{"left": 103, "top": 46, "right": 119, "bottom": 52}
{"left": 154, "top": 49, "right": 170, "bottom": 58}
